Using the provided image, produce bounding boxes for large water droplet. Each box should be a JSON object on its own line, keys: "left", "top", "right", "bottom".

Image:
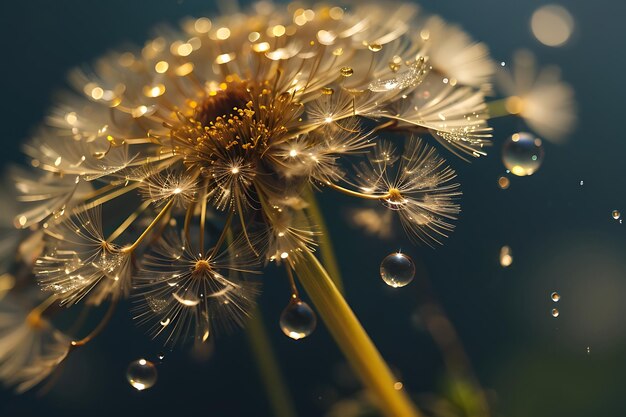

{"left": 126, "top": 359, "right": 157, "bottom": 391}
{"left": 551, "top": 308, "right": 560, "bottom": 318}
{"left": 280, "top": 299, "right": 317, "bottom": 340}
{"left": 502, "top": 132, "right": 544, "bottom": 176}
{"left": 612, "top": 210, "right": 621, "bottom": 220}
{"left": 551, "top": 291, "right": 560, "bottom": 302}
{"left": 380, "top": 252, "right": 415, "bottom": 287}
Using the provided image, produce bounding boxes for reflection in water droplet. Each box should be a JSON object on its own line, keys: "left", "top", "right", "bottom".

{"left": 380, "top": 253, "right": 415, "bottom": 287}
{"left": 551, "top": 308, "right": 559, "bottom": 318}
{"left": 612, "top": 210, "right": 621, "bottom": 220}
{"left": 280, "top": 299, "right": 317, "bottom": 340}
{"left": 500, "top": 246, "right": 513, "bottom": 267}
{"left": 502, "top": 132, "right": 544, "bottom": 176}
{"left": 551, "top": 292, "right": 560, "bottom": 302}
{"left": 340, "top": 67, "right": 354, "bottom": 77}
{"left": 126, "top": 359, "right": 157, "bottom": 391}
{"left": 173, "top": 292, "right": 200, "bottom": 306}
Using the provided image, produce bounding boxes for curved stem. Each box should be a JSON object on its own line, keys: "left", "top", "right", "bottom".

{"left": 70, "top": 300, "right": 118, "bottom": 348}
{"left": 325, "top": 181, "right": 390, "bottom": 201}
{"left": 107, "top": 199, "right": 152, "bottom": 242}
{"left": 122, "top": 198, "right": 175, "bottom": 253}
{"left": 292, "top": 250, "right": 422, "bottom": 417}
{"left": 210, "top": 209, "right": 235, "bottom": 258}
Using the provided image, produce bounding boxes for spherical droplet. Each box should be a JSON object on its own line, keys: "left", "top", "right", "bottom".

{"left": 280, "top": 299, "right": 317, "bottom": 340}
{"left": 497, "top": 176, "right": 510, "bottom": 190}
{"left": 551, "top": 308, "right": 559, "bottom": 318}
{"left": 612, "top": 210, "right": 621, "bottom": 220}
{"left": 502, "top": 132, "right": 544, "bottom": 176}
{"left": 380, "top": 252, "right": 415, "bottom": 288}
{"left": 340, "top": 67, "right": 354, "bottom": 77}
{"left": 368, "top": 43, "right": 383, "bottom": 52}
{"left": 551, "top": 292, "right": 560, "bottom": 302}
{"left": 126, "top": 359, "right": 157, "bottom": 391}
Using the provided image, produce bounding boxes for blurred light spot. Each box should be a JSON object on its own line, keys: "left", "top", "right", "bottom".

{"left": 500, "top": 245, "right": 513, "bottom": 267}
{"left": 531, "top": 5, "right": 574, "bottom": 47}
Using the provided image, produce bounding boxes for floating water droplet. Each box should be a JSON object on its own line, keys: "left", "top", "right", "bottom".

{"left": 499, "top": 246, "right": 513, "bottom": 267}
{"left": 502, "top": 132, "right": 544, "bottom": 176}
{"left": 126, "top": 359, "right": 157, "bottom": 391}
{"left": 280, "top": 299, "right": 317, "bottom": 340}
{"left": 380, "top": 252, "right": 415, "bottom": 287}
{"left": 551, "top": 292, "right": 560, "bottom": 302}
{"left": 612, "top": 210, "right": 620, "bottom": 220}
{"left": 497, "top": 176, "right": 510, "bottom": 190}
{"left": 551, "top": 308, "right": 559, "bottom": 318}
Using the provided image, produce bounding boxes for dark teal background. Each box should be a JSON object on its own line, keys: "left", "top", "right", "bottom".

{"left": 1, "top": 1, "right": 625, "bottom": 416}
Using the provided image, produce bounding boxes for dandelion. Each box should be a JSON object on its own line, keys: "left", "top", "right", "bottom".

{"left": 0, "top": 3, "right": 498, "bottom": 416}
{"left": 0, "top": 294, "right": 70, "bottom": 393}
{"left": 495, "top": 49, "right": 577, "bottom": 143}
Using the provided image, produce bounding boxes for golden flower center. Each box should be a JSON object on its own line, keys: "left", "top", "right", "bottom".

{"left": 195, "top": 81, "right": 250, "bottom": 126}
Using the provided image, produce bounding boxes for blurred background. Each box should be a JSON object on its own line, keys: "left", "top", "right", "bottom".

{"left": 1, "top": 0, "right": 625, "bottom": 416}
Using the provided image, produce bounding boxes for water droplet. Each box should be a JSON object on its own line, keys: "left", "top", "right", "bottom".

{"left": 502, "top": 132, "right": 544, "bottom": 176}
{"left": 579, "top": 180, "right": 584, "bottom": 186}
{"left": 368, "top": 43, "right": 383, "bottom": 52}
{"left": 551, "top": 308, "right": 559, "bottom": 318}
{"left": 280, "top": 299, "right": 317, "bottom": 340}
{"left": 321, "top": 87, "right": 334, "bottom": 95}
{"left": 126, "top": 359, "right": 157, "bottom": 391}
{"left": 340, "top": 67, "right": 354, "bottom": 77}
{"left": 380, "top": 252, "right": 415, "bottom": 288}
{"left": 612, "top": 210, "right": 620, "bottom": 220}
{"left": 497, "top": 176, "right": 510, "bottom": 190}
{"left": 551, "top": 291, "right": 560, "bottom": 302}
{"left": 499, "top": 246, "right": 513, "bottom": 267}
{"left": 586, "top": 346, "right": 591, "bottom": 354}
{"left": 158, "top": 352, "right": 165, "bottom": 361}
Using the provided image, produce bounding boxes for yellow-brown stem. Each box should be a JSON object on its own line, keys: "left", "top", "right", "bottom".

{"left": 123, "top": 198, "right": 175, "bottom": 253}
{"left": 70, "top": 300, "right": 118, "bottom": 348}
{"left": 293, "top": 250, "right": 421, "bottom": 417}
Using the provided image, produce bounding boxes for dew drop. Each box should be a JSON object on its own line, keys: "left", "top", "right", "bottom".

{"left": 612, "top": 210, "right": 620, "bottom": 220}
{"left": 280, "top": 299, "right": 317, "bottom": 340}
{"left": 126, "top": 359, "right": 157, "bottom": 391}
{"left": 368, "top": 43, "right": 383, "bottom": 52}
{"left": 551, "top": 308, "right": 559, "bottom": 318}
{"left": 380, "top": 252, "right": 415, "bottom": 288}
{"left": 340, "top": 67, "right": 354, "bottom": 77}
{"left": 497, "top": 176, "right": 510, "bottom": 190}
{"left": 502, "top": 132, "right": 544, "bottom": 176}
{"left": 551, "top": 291, "right": 560, "bottom": 302}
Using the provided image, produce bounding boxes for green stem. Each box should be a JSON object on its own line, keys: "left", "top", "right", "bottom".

{"left": 292, "top": 250, "right": 422, "bottom": 417}
{"left": 247, "top": 309, "right": 298, "bottom": 417}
